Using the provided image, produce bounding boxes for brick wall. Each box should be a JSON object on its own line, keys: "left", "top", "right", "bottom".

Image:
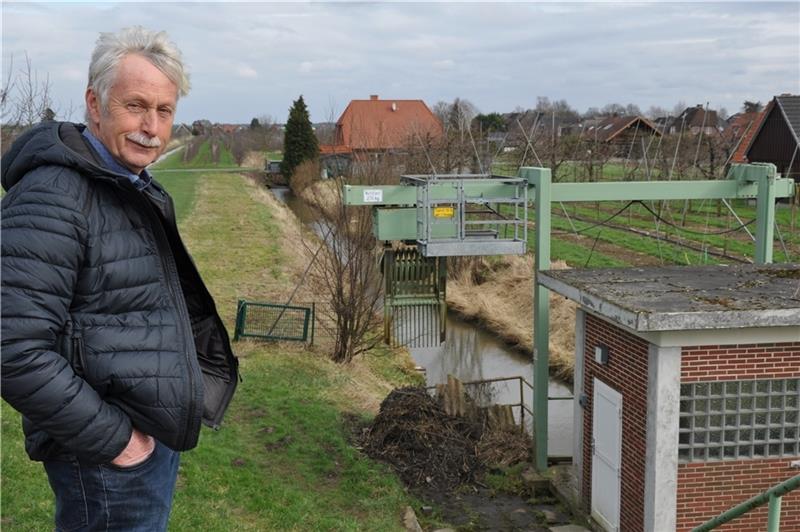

{"left": 582, "top": 313, "right": 650, "bottom": 531}
{"left": 682, "top": 342, "right": 800, "bottom": 382}
{"left": 677, "top": 342, "right": 800, "bottom": 531}
{"left": 677, "top": 460, "right": 800, "bottom": 531}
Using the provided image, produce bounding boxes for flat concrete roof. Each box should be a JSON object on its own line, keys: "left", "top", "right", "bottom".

{"left": 538, "top": 263, "right": 800, "bottom": 332}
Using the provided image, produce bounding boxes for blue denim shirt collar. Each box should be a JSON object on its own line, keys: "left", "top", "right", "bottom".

{"left": 82, "top": 128, "right": 152, "bottom": 191}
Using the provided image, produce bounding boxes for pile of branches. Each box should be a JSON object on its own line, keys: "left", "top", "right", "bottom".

{"left": 361, "top": 386, "right": 531, "bottom": 491}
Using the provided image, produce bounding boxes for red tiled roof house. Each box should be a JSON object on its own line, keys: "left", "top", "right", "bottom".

{"left": 320, "top": 95, "right": 443, "bottom": 159}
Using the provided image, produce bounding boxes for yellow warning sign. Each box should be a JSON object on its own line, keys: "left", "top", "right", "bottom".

{"left": 433, "top": 206, "right": 455, "bottom": 218}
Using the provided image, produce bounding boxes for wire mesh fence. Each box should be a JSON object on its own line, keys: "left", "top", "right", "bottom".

{"left": 233, "top": 300, "right": 314, "bottom": 343}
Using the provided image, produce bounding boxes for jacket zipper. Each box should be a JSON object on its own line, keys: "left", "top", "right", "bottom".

{"left": 131, "top": 185, "right": 201, "bottom": 449}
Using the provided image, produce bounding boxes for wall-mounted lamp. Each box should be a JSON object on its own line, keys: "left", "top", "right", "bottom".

{"left": 594, "top": 344, "right": 610, "bottom": 365}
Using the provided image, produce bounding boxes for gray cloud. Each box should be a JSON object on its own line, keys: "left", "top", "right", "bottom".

{"left": 2, "top": 1, "right": 798, "bottom": 124}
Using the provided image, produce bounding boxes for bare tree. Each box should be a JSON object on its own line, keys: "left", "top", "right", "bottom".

{"left": 601, "top": 102, "right": 626, "bottom": 116}
{"left": 428, "top": 98, "right": 480, "bottom": 173}
{"left": 671, "top": 100, "right": 688, "bottom": 118}
{"left": 301, "top": 169, "right": 385, "bottom": 363}
{"left": 2, "top": 53, "right": 68, "bottom": 151}
{"left": 646, "top": 105, "right": 669, "bottom": 120}
{"left": 742, "top": 100, "right": 763, "bottom": 114}
{"left": 257, "top": 115, "right": 283, "bottom": 152}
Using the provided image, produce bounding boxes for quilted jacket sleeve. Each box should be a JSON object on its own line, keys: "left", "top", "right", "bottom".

{"left": 1, "top": 167, "right": 132, "bottom": 463}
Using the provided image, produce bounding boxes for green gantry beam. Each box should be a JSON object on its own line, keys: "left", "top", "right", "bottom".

{"left": 343, "top": 181, "right": 521, "bottom": 207}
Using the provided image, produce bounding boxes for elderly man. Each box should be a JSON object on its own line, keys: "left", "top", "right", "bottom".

{"left": 1, "top": 27, "right": 238, "bottom": 530}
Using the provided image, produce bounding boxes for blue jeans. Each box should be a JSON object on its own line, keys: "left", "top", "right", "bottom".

{"left": 43, "top": 441, "right": 180, "bottom": 531}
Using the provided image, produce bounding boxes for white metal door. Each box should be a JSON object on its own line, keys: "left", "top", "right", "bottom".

{"left": 591, "top": 378, "right": 622, "bottom": 532}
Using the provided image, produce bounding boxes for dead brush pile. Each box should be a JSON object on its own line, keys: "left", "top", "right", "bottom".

{"left": 447, "top": 255, "right": 577, "bottom": 382}
{"left": 361, "top": 387, "right": 532, "bottom": 491}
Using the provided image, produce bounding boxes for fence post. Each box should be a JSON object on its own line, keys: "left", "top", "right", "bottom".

{"left": 754, "top": 164, "right": 776, "bottom": 264}
{"left": 234, "top": 299, "right": 244, "bottom": 341}
{"left": 519, "top": 377, "right": 525, "bottom": 433}
{"left": 767, "top": 494, "right": 781, "bottom": 532}
{"left": 310, "top": 302, "right": 316, "bottom": 346}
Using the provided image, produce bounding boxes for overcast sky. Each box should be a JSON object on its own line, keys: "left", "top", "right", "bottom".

{"left": 2, "top": 1, "right": 799, "bottom": 124}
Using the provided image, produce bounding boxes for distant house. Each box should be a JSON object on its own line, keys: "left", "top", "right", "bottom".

{"left": 653, "top": 116, "right": 675, "bottom": 133}
{"left": 582, "top": 115, "right": 662, "bottom": 157}
{"left": 727, "top": 112, "right": 761, "bottom": 137}
{"left": 736, "top": 94, "right": 800, "bottom": 182}
{"left": 213, "top": 124, "right": 245, "bottom": 135}
{"left": 324, "top": 95, "right": 442, "bottom": 152}
{"left": 502, "top": 109, "right": 581, "bottom": 141}
{"left": 671, "top": 105, "right": 719, "bottom": 135}
{"left": 191, "top": 119, "right": 212, "bottom": 136}
{"left": 319, "top": 95, "right": 443, "bottom": 174}
{"left": 171, "top": 123, "right": 192, "bottom": 138}
{"left": 728, "top": 111, "right": 764, "bottom": 165}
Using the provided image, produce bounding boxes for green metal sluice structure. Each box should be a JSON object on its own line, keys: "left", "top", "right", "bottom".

{"left": 351, "top": 174, "right": 528, "bottom": 348}
{"left": 382, "top": 248, "right": 447, "bottom": 347}
{"left": 342, "top": 162, "right": 796, "bottom": 474}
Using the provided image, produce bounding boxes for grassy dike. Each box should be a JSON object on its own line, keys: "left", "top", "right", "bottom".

{"left": 1, "top": 169, "right": 422, "bottom": 531}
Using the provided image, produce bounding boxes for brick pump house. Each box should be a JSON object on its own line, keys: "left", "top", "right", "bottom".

{"left": 538, "top": 264, "right": 800, "bottom": 531}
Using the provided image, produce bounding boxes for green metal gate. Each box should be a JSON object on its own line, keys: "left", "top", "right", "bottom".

{"left": 383, "top": 247, "right": 446, "bottom": 348}
{"left": 233, "top": 299, "right": 314, "bottom": 343}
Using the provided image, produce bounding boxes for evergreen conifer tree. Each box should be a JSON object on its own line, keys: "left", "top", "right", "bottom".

{"left": 280, "top": 95, "right": 318, "bottom": 178}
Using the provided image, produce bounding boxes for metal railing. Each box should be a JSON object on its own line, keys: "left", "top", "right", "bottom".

{"left": 426, "top": 375, "right": 572, "bottom": 431}
{"left": 691, "top": 473, "right": 800, "bottom": 532}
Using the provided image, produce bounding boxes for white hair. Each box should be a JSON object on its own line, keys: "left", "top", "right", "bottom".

{"left": 85, "top": 26, "right": 190, "bottom": 121}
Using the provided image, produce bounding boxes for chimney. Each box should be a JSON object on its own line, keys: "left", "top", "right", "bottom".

{"left": 370, "top": 95, "right": 378, "bottom": 100}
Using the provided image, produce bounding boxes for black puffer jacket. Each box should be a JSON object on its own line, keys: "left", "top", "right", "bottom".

{"left": 1, "top": 122, "right": 238, "bottom": 464}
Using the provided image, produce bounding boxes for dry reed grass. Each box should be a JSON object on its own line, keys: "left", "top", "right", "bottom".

{"left": 243, "top": 176, "right": 317, "bottom": 299}
{"left": 297, "top": 179, "right": 339, "bottom": 218}
{"left": 447, "top": 255, "right": 577, "bottom": 382}
{"left": 241, "top": 150, "right": 265, "bottom": 169}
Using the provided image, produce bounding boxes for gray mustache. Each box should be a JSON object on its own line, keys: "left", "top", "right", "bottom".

{"left": 126, "top": 132, "right": 162, "bottom": 148}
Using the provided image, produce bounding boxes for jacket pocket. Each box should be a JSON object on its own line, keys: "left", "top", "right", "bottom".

{"left": 71, "top": 330, "right": 87, "bottom": 378}
{"left": 192, "top": 314, "right": 239, "bottom": 426}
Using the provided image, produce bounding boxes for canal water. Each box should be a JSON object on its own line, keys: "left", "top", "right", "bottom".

{"left": 271, "top": 186, "right": 574, "bottom": 459}
{"left": 413, "top": 315, "right": 573, "bottom": 458}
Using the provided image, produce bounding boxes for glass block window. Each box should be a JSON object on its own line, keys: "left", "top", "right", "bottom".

{"left": 678, "top": 378, "right": 800, "bottom": 462}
